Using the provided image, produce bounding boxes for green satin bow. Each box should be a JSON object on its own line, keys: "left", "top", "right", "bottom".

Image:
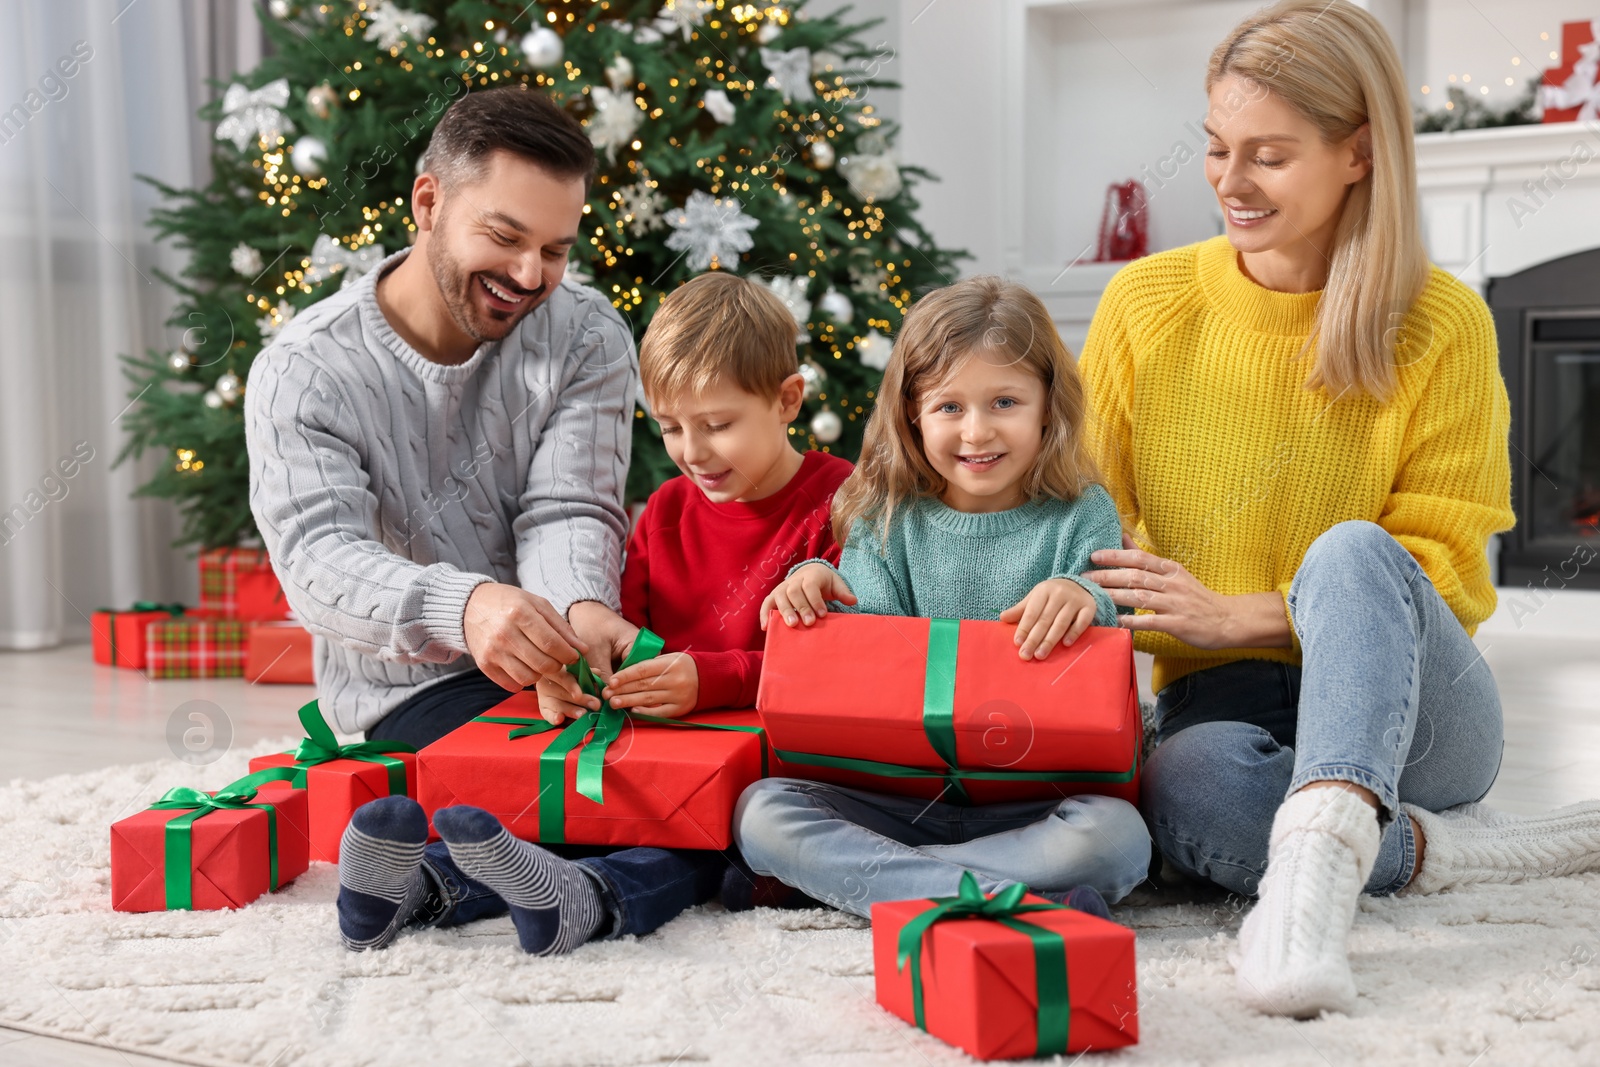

{"left": 96, "top": 602, "right": 186, "bottom": 666}
{"left": 146, "top": 766, "right": 302, "bottom": 910}
{"left": 282, "top": 699, "right": 414, "bottom": 795}
{"left": 472, "top": 629, "right": 764, "bottom": 842}
{"left": 895, "top": 870, "right": 1072, "bottom": 1056}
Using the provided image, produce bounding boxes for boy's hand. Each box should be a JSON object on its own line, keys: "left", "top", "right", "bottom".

{"left": 534, "top": 671, "right": 599, "bottom": 724}
{"left": 999, "top": 578, "right": 1098, "bottom": 660}
{"left": 759, "top": 563, "right": 857, "bottom": 628}
{"left": 601, "top": 653, "right": 698, "bottom": 718}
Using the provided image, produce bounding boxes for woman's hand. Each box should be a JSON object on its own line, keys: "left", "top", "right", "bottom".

{"left": 998, "top": 578, "right": 1098, "bottom": 660}
{"left": 601, "top": 653, "right": 699, "bottom": 719}
{"left": 1083, "top": 542, "right": 1292, "bottom": 650}
{"left": 759, "top": 563, "right": 857, "bottom": 628}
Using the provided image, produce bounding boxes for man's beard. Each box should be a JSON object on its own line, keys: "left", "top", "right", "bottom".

{"left": 428, "top": 239, "right": 546, "bottom": 345}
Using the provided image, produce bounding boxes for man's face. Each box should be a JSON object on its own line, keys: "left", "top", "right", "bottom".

{"left": 419, "top": 150, "right": 587, "bottom": 344}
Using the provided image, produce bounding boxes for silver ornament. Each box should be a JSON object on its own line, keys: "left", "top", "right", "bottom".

{"left": 520, "top": 27, "right": 564, "bottom": 69}
{"left": 292, "top": 135, "right": 327, "bottom": 176}
{"left": 306, "top": 83, "right": 338, "bottom": 120}
{"left": 811, "top": 407, "right": 842, "bottom": 444}
{"left": 268, "top": 0, "right": 290, "bottom": 18}
{"left": 216, "top": 372, "right": 243, "bottom": 403}
{"left": 810, "top": 139, "right": 835, "bottom": 169}
{"left": 203, "top": 390, "right": 225, "bottom": 410}
{"left": 167, "top": 351, "right": 191, "bottom": 372}
{"left": 799, "top": 361, "right": 824, "bottom": 401}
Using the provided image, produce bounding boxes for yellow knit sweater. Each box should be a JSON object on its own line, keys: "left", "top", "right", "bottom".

{"left": 1079, "top": 236, "right": 1514, "bottom": 696}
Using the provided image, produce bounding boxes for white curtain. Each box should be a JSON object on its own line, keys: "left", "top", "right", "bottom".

{"left": 0, "top": 0, "right": 262, "bottom": 649}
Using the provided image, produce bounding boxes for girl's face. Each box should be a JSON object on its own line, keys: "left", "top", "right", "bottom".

{"left": 1203, "top": 74, "right": 1370, "bottom": 267}
{"left": 913, "top": 350, "right": 1048, "bottom": 514}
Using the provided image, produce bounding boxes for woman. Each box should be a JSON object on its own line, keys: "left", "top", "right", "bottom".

{"left": 1078, "top": 0, "right": 1600, "bottom": 1019}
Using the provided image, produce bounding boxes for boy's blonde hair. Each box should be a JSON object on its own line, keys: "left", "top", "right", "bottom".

{"left": 639, "top": 273, "right": 799, "bottom": 403}
{"left": 831, "top": 275, "right": 1102, "bottom": 545}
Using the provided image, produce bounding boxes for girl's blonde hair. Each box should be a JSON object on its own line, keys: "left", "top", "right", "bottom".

{"left": 831, "top": 275, "right": 1100, "bottom": 545}
{"left": 1208, "top": 0, "right": 1428, "bottom": 401}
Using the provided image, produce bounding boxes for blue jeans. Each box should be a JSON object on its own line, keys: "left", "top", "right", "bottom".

{"left": 1141, "top": 521, "right": 1505, "bottom": 897}
{"left": 419, "top": 840, "right": 725, "bottom": 941}
{"left": 365, "top": 667, "right": 513, "bottom": 748}
{"left": 733, "top": 779, "right": 1151, "bottom": 918}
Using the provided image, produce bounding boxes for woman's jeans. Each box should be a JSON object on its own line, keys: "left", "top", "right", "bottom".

{"left": 734, "top": 780, "right": 1151, "bottom": 918}
{"left": 1142, "top": 521, "right": 1505, "bottom": 897}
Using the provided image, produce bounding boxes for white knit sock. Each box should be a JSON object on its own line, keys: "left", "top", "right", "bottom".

{"left": 1404, "top": 799, "right": 1600, "bottom": 895}
{"left": 1233, "top": 787, "right": 1380, "bottom": 1018}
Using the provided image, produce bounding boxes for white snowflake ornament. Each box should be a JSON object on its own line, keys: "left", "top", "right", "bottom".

{"left": 586, "top": 87, "right": 642, "bottom": 163}
{"left": 704, "top": 88, "right": 736, "bottom": 125}
{"left": 656, "top": 0, "right": 711, "bottom": 41}
{"left": 363, "top": 1, "right": 435, "bottom": 52}
{"left": 230, "top": 243, "right": 263, "bottom": 278}
{"left": 855, "top": 328, "right": 893, "bottom": 371}
{"left": 762, "top": 275, "right": 812, "bottom": 341}
{"left": 664, "top": 191, "right": 760, "bottom": 272}
{"left": 617, "top": 182, "right": 670, "bottom": 235}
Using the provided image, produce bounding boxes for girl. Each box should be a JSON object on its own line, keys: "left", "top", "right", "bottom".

{"left": 732, "top": 275, "right": 1151, "bottom": 918}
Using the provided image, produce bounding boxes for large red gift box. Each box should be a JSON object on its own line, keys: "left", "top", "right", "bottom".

{"left": 1542, "top": 20, "right": 1600, "bottom": 123}
{"left": 199, "top": 547, "right": 291, "bottom": 622}
{"left": 757, "top": 614, "right": 1141, "bottom": 805}
{"left": 417, "top": 690, "right": 766, "bottom": 850}
{"left": 110, "top": 770, "right": 310, "bottom": 912}
{"left": 91, "top": 603, "right": 186, "bottom": 669}
{"left": 248, "top": 700, "right": 416, "bottom": 863}
{"left": 146, "top": 617, "right": 250, "bottom": 678}
{"left": 244, "top": 621, "right": 315, "bottom": 684}
{"left": 873, "top": 874, "right": 1138, "bottom": 1059}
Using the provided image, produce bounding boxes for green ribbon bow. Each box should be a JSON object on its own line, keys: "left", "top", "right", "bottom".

{"left": 146, "top": 766, "right": 303, "bottom": 910}
{"left": 471, "top": 629, "right": 765, "bottom": 842}
{"left": 281, "top": 699, "right": 415, "bottom": 795}
{"left": 96, "top": 602, "right": 186, "bottom": 665}
{"left": 896, "top": 871, "right": 1072, "bottom": 1057}
{"left": 776, "top": 617, "right": 1137, "bottom": 803}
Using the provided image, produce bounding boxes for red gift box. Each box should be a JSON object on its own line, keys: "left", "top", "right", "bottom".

{"left": 873, "top": 874, "right": 1138, "bottom": 1059}
{"left": 146, "top": 617, "right": 250, "bottom": 678}
{"left": 757, "top": 615, "right": 1141, "bottom": 805}
{"left": 245, "top": 622, "right": 315, "bottom": 684}
{"left": 91, "top": 602, "right": 186, "bottom": 669}
{"left": 110, "top": 770, "right": 310, "bottom": 912}
{"left": 199, "top": 547, "right": 291, "bottom": 621}
{"left": 417, "top": 690, "right": 766, "bottom": 850}
{"left": 1542, "top": 20, "right": 1600, "bottom": 123}
{"left": 248, "top": 700, "right": 416, "bottom": 863}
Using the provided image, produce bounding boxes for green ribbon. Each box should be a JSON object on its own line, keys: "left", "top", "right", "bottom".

{"left": 921, "top": 618, "right": 967, "bottom": 801}
{"left": 96, "top": 602, "right": 185, "bottom": 665}
{"left": 146, "top": 766, "right": 302, "bottom": 910}
{"left": 470, "top": 629, "right": 766, "bottom": 842}
{"left": 895, "top": 871, "right": 1072, "bottom": 1057}
{"left": 280, "top": 700, "right": 415, "bottom": 795}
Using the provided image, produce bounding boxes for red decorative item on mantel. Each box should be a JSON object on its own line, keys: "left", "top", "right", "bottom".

{"left": 1094, "top": 180, "right": 1150, "bottom": 263}
{"left": 1542, "top": 20, "right": 1600, "bottom": 123}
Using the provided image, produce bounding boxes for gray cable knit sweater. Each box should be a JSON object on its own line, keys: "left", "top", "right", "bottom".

{"left": 244, "top": 250, "right": 637, "bottom": 734}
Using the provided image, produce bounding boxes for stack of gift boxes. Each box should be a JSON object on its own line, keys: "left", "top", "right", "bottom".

{"left": 1542, "top": 20, "right": 1600, "bottom": 123}
{"left": 110, "top": 615, "right": 1143, "bottom": 1057}
{"left": 91, "top": 548, "right": 314, "bottom": 683}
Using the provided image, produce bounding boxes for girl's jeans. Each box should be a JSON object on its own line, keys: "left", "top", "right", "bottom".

{"left": 1142, "top": 520, "right": 1505, "bottom": 897}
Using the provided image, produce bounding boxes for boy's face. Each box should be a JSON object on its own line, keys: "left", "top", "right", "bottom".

{"left": 651, "top": 373, "right": 807, "bottom": 503}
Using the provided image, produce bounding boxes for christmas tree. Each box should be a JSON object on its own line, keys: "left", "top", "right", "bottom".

{"left": 116, "top": 0, "right": 964, "bottom": 549}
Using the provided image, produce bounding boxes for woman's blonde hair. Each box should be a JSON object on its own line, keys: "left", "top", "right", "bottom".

{"left": 831, "top": 275, "right": 1100, "bottom": 545}
{"left": 1208, "top": 0, "right": 1429, "bottom": 400}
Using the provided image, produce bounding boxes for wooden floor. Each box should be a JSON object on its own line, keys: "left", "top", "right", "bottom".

{"left": 2, "top": 632, "right": 1598, "bottom": 1064}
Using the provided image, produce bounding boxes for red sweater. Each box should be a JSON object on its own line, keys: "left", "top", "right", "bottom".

{"left": 620, "top": 450, "right": 854, "bottom": 710}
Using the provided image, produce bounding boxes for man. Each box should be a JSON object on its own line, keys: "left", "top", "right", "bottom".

{"left": 246, "top": 85, "right": 637, "bottom": 748}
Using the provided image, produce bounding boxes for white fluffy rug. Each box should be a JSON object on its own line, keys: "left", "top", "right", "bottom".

{"left": 4, "top": 743, "right": 1600, "bottom": 1067}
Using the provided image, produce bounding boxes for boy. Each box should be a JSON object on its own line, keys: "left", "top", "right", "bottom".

{"left": 338, "top": 272, "right": 852, "bottom": 954}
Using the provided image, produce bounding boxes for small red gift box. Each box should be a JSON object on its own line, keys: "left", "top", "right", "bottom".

{"left": 417, "top": 690, "right": 766, "bottom": 850}
{"left": 1542, "top": 20, "right": 1600, "bottom": 123}
{"left": 248, "top": 700, "right": 416, "bottom": 863}
{"left": 244, "top": 622, "right": 315, "bottom": 684}
{"left": 91, "top": 603, "right": 186, "bottom": 669}
{"left": 110, "top": 769, "right": 310, "bottom": 912}
{"left": 198, "top": 547, "right": 291, "bottom": 621}
{"left": 873, "top": 874, "right": 1138, "bottom": 1059}
{"left": 757, "top": 615, "right": 1141, "bottom": 805}
{"left": 146, "top": 617, "right": 250, "bottom": 678}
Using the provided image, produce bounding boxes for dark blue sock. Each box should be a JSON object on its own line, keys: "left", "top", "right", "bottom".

{"left": 433, "top": 806, "right": 608, "bottom": 955}
{"left": 1039, "top": 884, "right": 1112, "bottom": 921}
{"left": 336, "top": 796, "right": 431, "bottom": 951}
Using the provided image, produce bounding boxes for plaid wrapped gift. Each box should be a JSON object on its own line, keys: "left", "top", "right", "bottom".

{"left": 147, "top": 617, "right": 250, "bottom": 678}
{"left": 198, "top": 547, "right": 291, "bottom": 621}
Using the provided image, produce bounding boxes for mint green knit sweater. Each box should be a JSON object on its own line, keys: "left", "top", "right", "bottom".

{"left": 808, "top": 485, "right": 1124, "bottom": 624}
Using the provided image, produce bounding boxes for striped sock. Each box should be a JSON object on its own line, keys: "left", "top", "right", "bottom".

{"left": 336, "top": 796, "right": 432, "bottom": 952}
{"left": 433, "top": 806, "right": 607, "bottom": 956}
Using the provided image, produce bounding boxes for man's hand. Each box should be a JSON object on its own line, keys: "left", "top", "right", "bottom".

{"left": 462, "top": 582, "right": 587, "bottom": 692}
{"left": 998, "top": 578, "right": 1098, "bottom": 660}
{"left": 759, "top": 563, "right": 857, "bottom": 629}
{"left": 601, "top": 652, "right": 699, "bottom": 718}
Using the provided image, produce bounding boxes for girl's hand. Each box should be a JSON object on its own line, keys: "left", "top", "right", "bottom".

{"left": 759, "top": 563, "right": 858, "bottom": 629}
{"left": 601, "top": 653, "right": 699, "bottom": 719}
{"left": 1083, "top": 547, "right": 1291, "bottom": 650}
{"left": 999, "top": 578, "right": 1098, "bottom": 660}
